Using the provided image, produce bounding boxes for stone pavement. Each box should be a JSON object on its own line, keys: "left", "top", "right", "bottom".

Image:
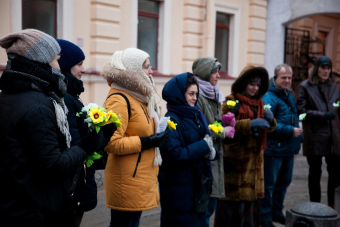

{"left": 81, "top": 153, "right": 328, "bottom": 227}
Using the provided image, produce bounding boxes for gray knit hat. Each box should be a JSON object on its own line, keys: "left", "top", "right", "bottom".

{"left": 0, "top": 29, "right": 60, "bottom": 64}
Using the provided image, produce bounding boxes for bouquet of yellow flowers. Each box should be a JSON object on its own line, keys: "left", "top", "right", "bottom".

{"left": 208, "top": 121, "right": 224, "bottom": 136}
{"left": 76, "top": 103, "right": 122, "bottom": 167}
{"left": 77, "top": 103, "right": 122, "bottom": 133}
{"left": 226, "top": 100, "right": 239, "bottom": 109}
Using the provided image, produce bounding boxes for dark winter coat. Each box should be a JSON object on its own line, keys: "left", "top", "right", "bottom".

{"left": 296, "top": 75, "right": 340, "bottom": 156}
{"left": 0, "top": 55, "right": 87, "bottom": 226}
{"left": 221, "top": 66, "right": 276, "bottom": 201}
{"left": 262, "top": 78, "right": 302, "bottom": 156}
{"left": 159, "top": 73, "right": 211, "bottom": 226}
{"left": 64, "top": 72, "right": 97, "bottom": 212}
{"left": 0, "top": 90, "right": 86, "bottom": 225}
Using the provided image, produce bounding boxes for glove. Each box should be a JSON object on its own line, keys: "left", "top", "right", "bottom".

{"left": 324, "top": 112, "right": 335, "bottom": 120}
{"left": 203, "top": 135, "right": 216, "bottom": 160}
{"left": 250, "top": 118, "right": 270, "bottom": 129}
{"left": 101, "top": 124, "right": 117, "bottom": 144}
{"left": 221, "top": 112, "right": 236, "bottom": 127}
{"left": 140, "top": 131, "right": 168, "bottom": 151}
{"left": 78, "top": 131, "right": 101, "bottom": 155}
{"left": 264, "top": 109, "right": 274, "bottom": 123}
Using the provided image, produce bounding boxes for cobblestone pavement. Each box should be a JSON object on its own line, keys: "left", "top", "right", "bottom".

{"left": 81, "top": 153, "right": 328, "bottom": 227}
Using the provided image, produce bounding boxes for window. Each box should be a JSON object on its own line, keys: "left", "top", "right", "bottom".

{"left": 138, "top": 0, "right": 159, "bottom": 69}
{"left": 22, "top": 0, "right": 57, "bottom": 38}
{"left": 214, "top": 13, "right": 230, "bottom": 76}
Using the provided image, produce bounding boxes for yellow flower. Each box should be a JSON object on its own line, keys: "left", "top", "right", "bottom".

{"left": 114, "top": 118, "right": 122, "bottom": 127}
{"left": 167, "top": 120, "right": 177, "bottom": 130}
{"left": 89, "top": 107, "right": 106, "bottom": 124}
{"left": 209, "top": 121, "right": 224, "bottom": 135}
{"left": 209, "top": 125, "right": 218, "bottom": 134}
{"left": 106, "top": 110, "right": 117, "bottom": 123}
{"left": 227, "top": 100, "right": 236, "bottom": 108}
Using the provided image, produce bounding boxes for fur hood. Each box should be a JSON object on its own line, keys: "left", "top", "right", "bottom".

{"left": 231, "top": 65, "right": 269, "bottom": 98}
{"left": 101, "top": 62, "right": 153, "bottom": 97}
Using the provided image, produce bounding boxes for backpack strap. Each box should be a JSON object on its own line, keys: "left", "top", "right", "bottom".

{"left": 105, "top": 93, "right": 131, "bottom": 121}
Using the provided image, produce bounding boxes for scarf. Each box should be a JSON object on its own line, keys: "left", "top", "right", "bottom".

{"left": 110, "top": 82, "right": 162, "bottom": 166}
{"left": 233, "top": 92, "right": 267, "bottom": 150}
{"left": 63, "top": 71, "right": 85, "bottom": 97}
{"left": 0, "top": 54, "right": 72, "bottom": 148}
{"left": 167, "top": 104, "right": 210, "bottom": 136}
{"left": 195, "top": 76, "right": 225, "bottom": 102}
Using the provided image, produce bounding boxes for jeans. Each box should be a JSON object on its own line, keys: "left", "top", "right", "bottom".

{"left": 260, "top": 156, "right": 294, "bottom": 223}
{"left": 110, "top": 209, "right": 142, "bottom": 227}
{"left": 307, "top": 155, "right": 340, "bottom": 206}
{"left": 203, "top": 197, "right": 217, "bottom": 227}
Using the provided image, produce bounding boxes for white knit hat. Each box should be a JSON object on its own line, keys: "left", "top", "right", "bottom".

{"left": 110, "top": 48, "right": 149, "bottom": 72}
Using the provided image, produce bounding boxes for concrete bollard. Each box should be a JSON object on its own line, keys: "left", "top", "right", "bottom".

{"left": 335, "top": 186, "right": 340, "bottom": 214}
{"left": 286, "top": 202, "right": 340, "bottom": 227}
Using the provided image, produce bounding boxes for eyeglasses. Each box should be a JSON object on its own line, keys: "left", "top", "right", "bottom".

{"left": 143, "top": 65, "right": 152, "bottom": 71}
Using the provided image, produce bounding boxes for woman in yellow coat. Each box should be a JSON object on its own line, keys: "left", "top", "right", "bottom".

{"left": 101, "top": 48, "right": 167, "bottom": 227}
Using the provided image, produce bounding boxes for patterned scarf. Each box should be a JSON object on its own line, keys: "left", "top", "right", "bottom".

{"left": 233, "top": 92, "right": 267, "bottom": 150}
{"left": 0, "top": 54, "right": 72, "bottom": 147}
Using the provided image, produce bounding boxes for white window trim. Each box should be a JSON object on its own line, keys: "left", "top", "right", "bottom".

{"left": 131, "top": 0, "right": 138, "bottom": 47}
{"left": 214, "top": 2, "right": 241, "bottom": 78}
{"left": 11, "top": 0, "right": 73, "bottom": 40}
{"left": 158, "top": 0, "right": 172, "bottom": 74}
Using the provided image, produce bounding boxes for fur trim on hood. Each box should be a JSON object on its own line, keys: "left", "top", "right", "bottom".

{"left": 101, "top": 62, "right": 153, "bottom": 97}
{"left": 231, "top": 65, "right": 269, "bottom": 98}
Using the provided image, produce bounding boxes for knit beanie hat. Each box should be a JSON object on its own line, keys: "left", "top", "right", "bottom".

{"left": 0, "top": 29, "right": 60, "bottom": 64}
{"left": 192, "top": 57, "right": 221, "bottom": 81}
{"left": 56, "top": 39, "right": 85, "bottom": 72}
{"left": 110, "top": 47, "right": 149, "bottom": 72}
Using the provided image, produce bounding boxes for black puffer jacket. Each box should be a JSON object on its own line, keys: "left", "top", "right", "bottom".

{"left": 64, "top": 72, "right": 97, "bottom": 212}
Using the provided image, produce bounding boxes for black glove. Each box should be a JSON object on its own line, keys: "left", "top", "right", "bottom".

{"left": 264, "top": 109, "right": 274, "bottom": 123}
{"left": 78, "top": 130, "right": 100, "bottom": 155}
{"left": 250, "top": 118, "right": 270, "bottom": 129}
{"left": 140, "top": 131, "right": 168, "bottom": 151}
{"left": 324, "top": 112, "right": 335, "bottom": 120}
{"left": 101, "top": 124, "right": 117, "bottom": 144}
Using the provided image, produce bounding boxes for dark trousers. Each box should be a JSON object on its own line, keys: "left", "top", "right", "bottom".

{"left": 110, "top": 209, "right": 142, "bottom": 227}
{"left": 260, "top": 156, "right": 294, "bottom": 222}
{"left": 307, "top": 155, "right": 340, "bottom": 206}
{"left": 214, "top": 200, "right": 256, "bottom": 227}
{"left": 203, "top": 197, "right": 218, "bottom": 227}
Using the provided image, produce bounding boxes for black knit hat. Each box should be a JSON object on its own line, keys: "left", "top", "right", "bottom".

{"left": 56, "top": 39, "right": 85, "bottom": 72}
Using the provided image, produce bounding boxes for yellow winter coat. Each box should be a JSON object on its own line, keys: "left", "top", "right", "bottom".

{"left": 102, "top": 63, "right": 159, "bottom": 211}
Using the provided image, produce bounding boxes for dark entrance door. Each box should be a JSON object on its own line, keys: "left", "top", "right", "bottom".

{"left": 284, "top": 28, "right": 310, "bottom": 96}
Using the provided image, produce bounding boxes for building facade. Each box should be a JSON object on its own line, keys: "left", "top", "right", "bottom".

{"left": 0, "top": 0, "right": 339, "bottom": 116}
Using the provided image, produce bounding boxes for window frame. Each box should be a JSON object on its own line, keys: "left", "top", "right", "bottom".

{"left": 22, "top": 0, "right": 58, "bottom": 38}
{"left": 138, "top": 3, "right": 160, "bottom": 71}
{"left": 215, "top": 17, "right": 230, "bottom": 77}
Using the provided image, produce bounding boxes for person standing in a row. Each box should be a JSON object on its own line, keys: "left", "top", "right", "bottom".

{"left": 192, "top": 57, "right": 235, "bottom": 225}
{"left": 101, "top": 48, "right": 167, "bottom": 227}
{"left": 0, "top": 29, "right": 109, "bottom": 227}
{"left": 260, "top": 64, "right": 303, "bottom": 227}
{"left": 297, "top": 56, "right": 340, "bottom": 208}
{"left": 215, "top": 65, "right": 276, "bottom": 227}
{"left": 159, "top": 72, "right": 216, "bottom": 227}
{"left": 57, "top": 39, "right": 116, "bottom": 226}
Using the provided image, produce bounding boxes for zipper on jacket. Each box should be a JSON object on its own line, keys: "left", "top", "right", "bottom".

{"left": 140, "top": 104, "right": 150, "bottom": 124}
{"left": 133, "top": 152, "right": 142, "bottom": 178}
